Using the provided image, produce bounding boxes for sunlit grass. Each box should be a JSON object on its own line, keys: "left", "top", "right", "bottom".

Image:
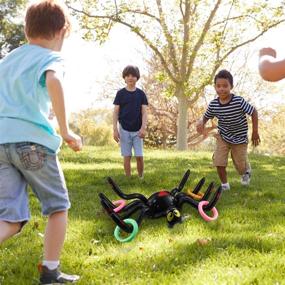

{"left": 1, "top": 146, "right": 285, "bottom": 284}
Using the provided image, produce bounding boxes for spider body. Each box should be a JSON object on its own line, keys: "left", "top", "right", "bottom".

{"left": 147, "top": 190, "right": 177, "bottom": 218}
{"left": 99, "top": 169, "right": 222, "bottom": 239}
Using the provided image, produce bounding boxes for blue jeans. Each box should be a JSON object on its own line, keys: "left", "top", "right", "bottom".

{"left": 0, "top": 143, "right": 70, "bottom": 225}
{"left": 119, "top": 125, "right": 143, "bottom": 157}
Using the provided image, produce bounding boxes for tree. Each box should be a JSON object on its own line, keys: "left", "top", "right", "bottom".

{"left": 69, "top": 108, "right": 115, "bottom": 146}
{"left": 252, "top": 105, "right": 285, "bottom": 155}
{"left": 0, "top": 0, "right": 26, "bottom": 58}
{"left": 142, "top": 56, "right": 216, "bottom": 149}
{"left": 68, "top": 0, "right": 285, "bottom": 150}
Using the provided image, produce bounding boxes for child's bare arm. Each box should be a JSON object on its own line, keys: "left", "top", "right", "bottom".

{"left": 259, "top": 48, "right": 285, "bottom": 81}
{"left": 139, "top": 105, "right": 148, "bottom": 138}
{"left": 196, "top": 117, "right": 209, "bottom": 134}
{"left": 46, "top": 70, "right": 82, "bottom": 151}
{"left": 251, "top": 109, "right": 260, "bottom": 146}
{"left": 113, "top": 105, "right": 120, "bottom": 142}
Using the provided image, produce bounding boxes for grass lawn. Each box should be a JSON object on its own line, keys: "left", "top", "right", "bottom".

{"left": 1, "top": 146, "right": 285, "bottom": 285}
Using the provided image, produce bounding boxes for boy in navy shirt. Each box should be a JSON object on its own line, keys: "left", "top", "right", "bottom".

{"left": 113, "top": 65, "right": 148, "bottom": 178}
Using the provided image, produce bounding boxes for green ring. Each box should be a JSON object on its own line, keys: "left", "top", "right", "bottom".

{"left": 114, "top": 218, "right": 139, "bottom": 243}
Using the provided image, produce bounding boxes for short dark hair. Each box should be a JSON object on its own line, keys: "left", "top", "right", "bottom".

{"left": 122, "top": 65, "right": 140, "bottom": 80}
{"left": 25, "top": 0, "right": 71, "bottom": 40}
{"left": 214, "top": 69, "right": 233, "bottom": 87}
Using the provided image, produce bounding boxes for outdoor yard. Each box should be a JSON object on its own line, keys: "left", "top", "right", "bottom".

{"left": 1, "top": 146, "right": 285, "bottom": 285}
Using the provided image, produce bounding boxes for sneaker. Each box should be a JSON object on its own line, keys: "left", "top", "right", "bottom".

{"left": 241, "top": 171, "right": 251, "bottom": 186}
{"left": 39, "top": 264, "right": 80, "bottom": 284}
{"left": 221, "top": 183, "right": 230, "bottom": 191}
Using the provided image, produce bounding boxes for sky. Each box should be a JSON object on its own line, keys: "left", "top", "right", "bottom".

{"left": 61, "top": 14, "right": 285, "bottom": 113}
{"left": 62, "top": 25, "right": 148, "bottom": 112}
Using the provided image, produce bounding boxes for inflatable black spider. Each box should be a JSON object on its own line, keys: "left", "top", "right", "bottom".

{"left": 99, "top": 169, "right": 222, "bottom": 242}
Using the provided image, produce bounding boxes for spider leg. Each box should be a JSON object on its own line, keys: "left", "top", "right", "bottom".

{"left": 178, "top": 169, "right": 190, "bottom": 191}
{"left": 98, "top": 193, "right": 116, "bottom": 209}
{"left": 120, "top": 200, "right": 144, "bottom": 216}
{"left": 176, "top": 192, "right": 199, "bottom": 209}
{"left": 203, "top": 185, "right": 222, "bottom": 211}
{"left": 171, "top": 169, "right": 190, "bottom": 195}
{"left": 201, "top": 182, "right": 215, "bottom": 201}
{"left": 99, "top": 194, "right": 133, "bottom": 233}
{"left": 107, "top": 177, "right": 148, "bottom": 203}
{"left": 120, "top": 201, "right": 148, "bottom": 226}
{"left": 192, "top": 177, "right": 206, "bottom": 194}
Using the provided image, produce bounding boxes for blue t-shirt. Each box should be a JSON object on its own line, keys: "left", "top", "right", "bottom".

{"left": 0, "top": 44, "right": 65, "bottom": 152}
{"left": 113, "top": 87, "right": 148, "bottom": 132}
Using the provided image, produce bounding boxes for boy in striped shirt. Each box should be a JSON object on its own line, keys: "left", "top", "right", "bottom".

{"left": 197, "top": 70, "right": 260, "bottom": 191}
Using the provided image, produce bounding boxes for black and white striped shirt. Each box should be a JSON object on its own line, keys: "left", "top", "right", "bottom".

{"left": 204, "top": 94, "right": 254, "bottom": 144}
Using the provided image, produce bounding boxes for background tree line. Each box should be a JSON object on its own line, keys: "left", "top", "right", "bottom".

{"left": 1, "top": 0, "right": 285, "bottom": 155}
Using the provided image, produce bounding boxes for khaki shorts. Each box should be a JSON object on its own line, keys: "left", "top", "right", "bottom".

{"left": 213, "top": 134, "right": 250, "bottom": 175}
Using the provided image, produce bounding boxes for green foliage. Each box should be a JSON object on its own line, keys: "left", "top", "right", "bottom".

{"left": 254, "top": 106, "right": 285, "bottom": 155}
{"left": 1, "top": 146, "right": 285, "bottom": 284}
{"left": 70, "top": 108, "right": 115, "bottom": 146}
{"left": 0, "top": 0, "right": 27, "bottom": 58}
{"left": 68, "top": 0, "right": 285, "bottom": 150}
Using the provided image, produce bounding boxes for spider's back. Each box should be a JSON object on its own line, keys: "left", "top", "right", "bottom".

{"left": 147, "top": 190, "right": 176, "bottom": 218}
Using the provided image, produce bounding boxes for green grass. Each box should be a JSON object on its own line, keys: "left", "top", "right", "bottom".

{"left": 1, "top": 146, "right": 285, "bottom": 285}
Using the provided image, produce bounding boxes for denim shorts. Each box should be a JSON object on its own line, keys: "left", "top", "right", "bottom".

{"left": 119, "top": 126, "right": 143, "bottom": 157}
{"left": 0, "top": 142, "right": 70, "bottom": 225}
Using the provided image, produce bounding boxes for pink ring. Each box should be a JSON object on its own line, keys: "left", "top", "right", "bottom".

{"left": 112, "top": 200, "right": 126, "bottom": 213}
{"left": 198, "top": 201, "right": 218, "bottom": 222}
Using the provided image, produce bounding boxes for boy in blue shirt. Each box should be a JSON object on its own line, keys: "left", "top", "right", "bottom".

{"left": 113, "top": 65, "right": 148, "bottom": 178}
{"left": 0, "top": 1, "right": 82, "bottom": 283}
{"left": 197, "top": 70, "right": 260, "bottom": 191}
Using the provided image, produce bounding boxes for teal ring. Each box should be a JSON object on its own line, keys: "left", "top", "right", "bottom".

{"left": 114, "top": 218, "right": 139, "bottom": 243}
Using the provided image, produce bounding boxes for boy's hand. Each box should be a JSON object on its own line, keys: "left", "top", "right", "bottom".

{"left": 251, "top": 131, "right": 261, "bottom": 147}
{"left": 259, "top": 47, "right": 276, "bottom": 58}
{"left": 62, "top": 131, "right": 82, "bottom": 152}
{"left": 113, "top": 129, "right": 120, "bottom": 142}
{"left": 138, "top": 128, "right": 146, "bottom": 138}
{"left": 196, "top": 119, "right": 205, "bottom": 134}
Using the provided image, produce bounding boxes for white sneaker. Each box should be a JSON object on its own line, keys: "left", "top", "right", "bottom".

{"left": 221, "top": 183, "right": 230, "bottom": 191}
{"left": 241, "top": 171, "right": 251, "bottom": 186}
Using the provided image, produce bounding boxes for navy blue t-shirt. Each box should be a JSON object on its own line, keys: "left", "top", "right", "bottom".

{"left": 113, "top": 87, "right": 148, "bottom": 132}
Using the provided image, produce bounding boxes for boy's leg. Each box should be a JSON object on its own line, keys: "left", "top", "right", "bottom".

{"left": 136, "top": 156, "right": 144, "bottom": 178}
{"left": 231, "top": 143, "right": 251, "bottom": 185}
{"left": 0, "top": 221, "right": 22, "bottom": 244}
{"left": 9, "top": 143, "right": 78, "bottom": 282}
{"left": 123, "top": 156, "right": 132, "bottom": 177}
{"left": 13, "top": 145, "right": 71, "bottom": 261}
{"left": 119, "top": 126, "right": 133, "bottom": 176}
{"left": 0, "top": 144, "right": 30, "bottom": 244}
{"left": 231, "top": 143, "right": 249, "bottom": 175}
{"left": 132, "top": 131, "right": 144, "bottom": 177}
{"left": 213, "top": 135, "right": 230, "bottom": 186}
{"left": 216, "top": 166, "right": 227, "bottom": 184}
{"left": 44, "top": 210, "right": 67, "bottom": 261}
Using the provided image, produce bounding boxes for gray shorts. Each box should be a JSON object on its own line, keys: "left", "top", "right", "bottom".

{"left": 0, "top": 143, "right": 70, "bottom": 225}
{"left": 119, "top": 126, "right": 143, "bottom": 157}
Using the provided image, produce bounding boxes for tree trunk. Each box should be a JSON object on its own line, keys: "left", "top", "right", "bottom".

{"left": 176, "top": 87, "right": 188, "bottom": 151}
